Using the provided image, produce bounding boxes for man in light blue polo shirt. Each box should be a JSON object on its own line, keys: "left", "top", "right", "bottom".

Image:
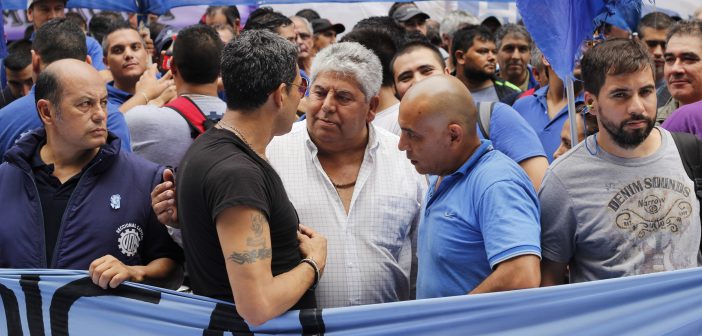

{"left": 398, "top": 75, "right": 541, "bottom": 298}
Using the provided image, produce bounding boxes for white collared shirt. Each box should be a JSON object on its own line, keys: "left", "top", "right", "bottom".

{"left": 267, "top": 122, "right": 426, "bottom": 308}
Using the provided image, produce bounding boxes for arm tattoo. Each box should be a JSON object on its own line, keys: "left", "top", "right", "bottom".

{"left": 228, "top": 213, "right": 272, "bottom": 264}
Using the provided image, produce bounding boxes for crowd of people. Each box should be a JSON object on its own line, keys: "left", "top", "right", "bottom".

{"left": 1, "top": 0, "right": 702, "bottom": 327}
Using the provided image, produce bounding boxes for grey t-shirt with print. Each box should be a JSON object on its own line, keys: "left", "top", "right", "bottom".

{"left": 539, "top": 127, "right": 700, "bottom": 283}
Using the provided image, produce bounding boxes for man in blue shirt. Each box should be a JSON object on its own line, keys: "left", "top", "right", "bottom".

{"left": 0, "top": 59, "right": 183, "bottom": 289}
{"left": 392, "top": 40, "right": 548, "bottom": 190}
{"left": 398, "top": 75, "right": 541, "bottom": 298}
{"left": 512, "top": 56, "right": 584, "bottom": 163}
{"left": 0, "top": 18, "right": 131, "bottom": 161}
{"left": 1, "top": 0, "right": 105, "bottom": 88}
{"left": 102, "top": 23, "right": 176, "bottom": 112}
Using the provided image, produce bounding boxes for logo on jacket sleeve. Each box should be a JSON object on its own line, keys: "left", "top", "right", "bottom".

{"left": 116, "top": 223, "right": 143, "bottom": 257}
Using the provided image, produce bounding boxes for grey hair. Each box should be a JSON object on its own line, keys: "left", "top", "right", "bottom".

{"left": 439, "top": 10, "right": 479, "bottom": 39}
{"left": 290, "top": 15, "right": 313, "bottom": 34}
{"left": 310, "top": 42, "right": 382, "bottom": 102}
{"left": 530, "top": 45, "right": 544, "bottom": 73}
{"left": 495, "top": 23, "right": 533, "bottom": 50}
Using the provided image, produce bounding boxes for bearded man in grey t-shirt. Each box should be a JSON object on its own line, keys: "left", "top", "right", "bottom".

{"left": 540, "top": 38, "right": 701, "bottom": 286}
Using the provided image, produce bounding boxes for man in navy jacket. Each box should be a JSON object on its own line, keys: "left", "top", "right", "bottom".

{"left": 0, "top": 59, "right": 182, "bottom": 289}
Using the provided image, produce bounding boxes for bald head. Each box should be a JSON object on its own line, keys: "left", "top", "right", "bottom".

{"left": 401, "top": 74, "right": 477, "bottom": 131}
{"left": 36, "top": 59, "right": 103, "bottom": 108}
{"left": 398, "top": 75, "right": 481, "bottom": 176}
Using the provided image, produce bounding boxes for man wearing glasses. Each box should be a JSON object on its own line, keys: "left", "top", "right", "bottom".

{"left": 266, "top": 42, "right": 425, "bottom": 308}
{"left": 167, "top": 30, "right": 327, "bottom": 326}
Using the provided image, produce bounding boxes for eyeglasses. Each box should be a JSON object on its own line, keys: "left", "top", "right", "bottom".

{"left": 288, "top": 76, "right": 309, "bottom": 96}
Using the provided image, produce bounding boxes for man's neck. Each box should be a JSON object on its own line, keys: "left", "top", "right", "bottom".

{"left": 313, "top": 126, "right": 369, "bottom": 161}
{"left": 597, "top": 127, "right": 661, "bottom": 159}
{"left": 176, "top": 81, "right": 219, "bottom": 97}
{"left": 437, "top": 140, "right": 481, "bottom": 188}
{"left": 40, "top": 140, "right": 100, "bottom": 183}
{"left": 377, "top": 86, "right": 400, "bottom": 113}
{"left": 219, "top": 109, "right": 275, "bottom": 158}
{"left": 113, "top": 78, "right": 137, "bottom": 95}
{"left": 456, "top": 70, "right": 493, "bottom": 92}
{"left": 500, "top": 71, "right": 528, "bottom": 90}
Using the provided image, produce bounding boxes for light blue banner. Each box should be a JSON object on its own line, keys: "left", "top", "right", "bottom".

{"left": 2, "top": 267, "right": 702, "bottom": 335}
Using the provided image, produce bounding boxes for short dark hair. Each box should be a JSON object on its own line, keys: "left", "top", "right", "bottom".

{"left": 295, "top": 9, "right": 320, "bottom": 22}
{"left": 88, "top": 11, "right": 125, "bottom": 44}
{"left": 65, "top": 12, "right": 86, "bottom": 31}
{"left": 243, "top": 7, "right": 292, "bottom": 33}
{"left": 666, "top": 20, "right": 702, "bottom": 42}
{"left": 173, "top": 25, "right": 223, "bottom": 84}
{"left": 221, "top": 30, "right": 298, "bottom": 111}
{"left": 354, "top": 16, "right": 407, "bottom": 46}
{"left": 391, "top": 39, "right": 446, "bottom": 75}
{"left": 638, "top": 12, "right": 674, "bottom": 35}
{"left": 581, "top": 38, "right": 654, "bottom": 96}
{"left": 4, "top": 40, "right": 32, "bottom": 71}
{"left": 101, "top": 22, "right": 141, "bottom": 57}
{"left": 341, "top": 28, "right": 398, "bottom": 87}
{"left": 33, "top": 18, "right": 88, "bottom": 65}
{"left": 495, "top": 23, "right": 532, "bottom": 50}
{"left": 451, "top": 25, "right": 494, "bottom": 67}
{"left": 205, "top": 6, "right": 240, "bottom": 28}
{"left": 35, "top": 67, "right": 62, "bottom": 118}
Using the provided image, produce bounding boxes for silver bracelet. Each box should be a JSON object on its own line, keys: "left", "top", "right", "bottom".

{"left": 300, "top": 257, "right": 320, "bottom": 291}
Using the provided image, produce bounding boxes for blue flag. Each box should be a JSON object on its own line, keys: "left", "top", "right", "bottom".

{"left": 517, "top": 0, "right": 641, "bottom": 82}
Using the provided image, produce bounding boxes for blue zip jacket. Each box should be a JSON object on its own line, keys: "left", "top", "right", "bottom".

{"left": 0, "top": 129, "right": 182, "bottom": 269}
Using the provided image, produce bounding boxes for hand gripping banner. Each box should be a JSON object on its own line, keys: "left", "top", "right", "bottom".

{"left": 2, "top": 267, "right": 702, "bottom": 335}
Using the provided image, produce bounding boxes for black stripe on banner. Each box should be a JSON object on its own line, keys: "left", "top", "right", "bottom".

{"left": 300, "top": 308, "right": 325, "bottom": 336}
{"left": 50, "top": 277, "right": 161, "bottom": 336}
{"left": 203, "top": 303, "right": 253, "bottom": 336}
{"left": 0, "top": 283, "right": 23, "bottom": 335}
{"left": 20, "top": 274, "right": 44, "bottom": 336}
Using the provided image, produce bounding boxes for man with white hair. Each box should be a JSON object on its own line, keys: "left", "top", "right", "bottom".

{"left": 439, "top": 10, "right": 479, "bottom": 73}
{"left": 267, "top": 42, "right": 426, "bottom": 308}
{"left": 291, "top": 16, "right": 314, "bottom": 76}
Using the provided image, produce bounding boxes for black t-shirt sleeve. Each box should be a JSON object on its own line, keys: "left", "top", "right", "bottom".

{"left": 205, "top": 160, "right": 271, "bottom": 223}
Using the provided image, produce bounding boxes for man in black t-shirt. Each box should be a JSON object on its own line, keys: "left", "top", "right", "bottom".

{"left": 163, "top": 30, "right": 327, "bottom": 327}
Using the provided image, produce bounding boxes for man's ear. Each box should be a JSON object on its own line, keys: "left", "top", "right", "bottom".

{"left": 36, "top": 99, "right": 54, "bottom": 125}
{"left": 31, "top": 50, "right": 41, "bottom": 77}
{"left": 454, "top": 50, "right": 465, "bottom": 65}
{"left": 584, "top": 91, "right": 598, "bottom": 116}
{"left": 447, "top": 123, "right": 463, "bottom": 144}
{"left": 86, "top": 55, "right": 93, "bottom": 65}
{"left": 272, "top": 82, "right": 286, "bottom": 108}
{"left": 367, "top": 95, "right": 380, "bottom": 123}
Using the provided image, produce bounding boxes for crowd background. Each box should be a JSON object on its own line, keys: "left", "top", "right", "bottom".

{"left": 1, "top": 1, "right": 697, "bottom": 42}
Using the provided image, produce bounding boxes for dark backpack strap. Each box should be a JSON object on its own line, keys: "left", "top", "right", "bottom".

{"left": 670, "top": 131, "right": 702, "bottom": 251}
{"left": 671, "top": 132, "right": 702, "bottom": 195}
{"left": 165, "top": 96, "right": 207, "bottom": 139}
{"left": 476, "top": 102, "right": 495, "bottom": 140}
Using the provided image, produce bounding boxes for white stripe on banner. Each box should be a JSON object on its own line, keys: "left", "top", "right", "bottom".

{"left": 2, "top": 267, "right": 702, "bottom": 335}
